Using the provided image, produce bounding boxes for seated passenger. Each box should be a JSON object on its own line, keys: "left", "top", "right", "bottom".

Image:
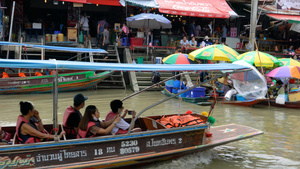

{"left": 77, "top": 105, "right": 121, "bottom": 138}
{"left": 63, "top": 94, "right": 88, "bottom": 139}
{"left": 0, "top": 126, "right": 9, "bottom": 145}
{"left": 105, "top": 100, "right": 142, "bottom": 134}
{"left": 200, "top": 36, "right": 212, "bottom": 48}
{"left": 172, "top": 76, "right": 186, "bottom": 93}
{"left": 16, "top": 101, "right": 65, "bottom": 144}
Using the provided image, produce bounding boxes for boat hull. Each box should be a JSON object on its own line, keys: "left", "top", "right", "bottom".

{"left": 0, "top": 71, "right": 112, "bottom": 94}
{"left": 222, "top": 99, "right": 268, "bottom": 107}
{"left": 259, "top": 99, "right": 300, "bottom": 109}
{"left": 0, "top": 122, "right": 262, "bottom": 169}
{"left": 161, "top": 88, "right": 209, "bottom": 104}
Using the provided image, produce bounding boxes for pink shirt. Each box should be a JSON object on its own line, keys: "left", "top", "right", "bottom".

{"left": 122, "top": 26, "right": 129, "bottom": 34}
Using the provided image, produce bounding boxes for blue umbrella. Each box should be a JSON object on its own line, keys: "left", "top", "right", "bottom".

{"left": 126, "top": 13, "right": 172, "bottom": 29}
{"left": 127, "top": 13, "right": 171, "bottom": 53}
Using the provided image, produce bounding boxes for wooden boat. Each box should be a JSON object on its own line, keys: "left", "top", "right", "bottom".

{"left": 161, "top": 88, "right": 210, "bottom": 104}
{"left": 0, "top": 59, "right": 262, "bottom": 168}
{"left": 259, "top": 99, "right": 300, "bottom": 109}
{"left": 0, "top": 115, "right": 262, "bottom": 169}
{"left": 222, "top": 98, "right": 269, "bottom": 107}
{"left": 0, "top": 71, "right": 112, "bottom": 94}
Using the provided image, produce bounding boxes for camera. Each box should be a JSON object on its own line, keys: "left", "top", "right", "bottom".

{"left": 128, "top": 111, "right": 133, "bottom": 115}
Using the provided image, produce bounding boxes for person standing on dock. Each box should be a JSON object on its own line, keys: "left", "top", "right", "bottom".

{"left": 102, "top": 26, "right": 110, "bottom": 59}
{"left": 80, "top": 13, "right": 90, "bottom": 47}
{"left": 96, "top": 17, "right": 108, "bottom": 48}
{"left": 63, "top": 94, "right": 88, "bottom": 139}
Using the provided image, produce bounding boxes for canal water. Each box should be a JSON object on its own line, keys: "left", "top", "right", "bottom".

{"left": 1, "top": 89, "right": 299, "bottom": 169}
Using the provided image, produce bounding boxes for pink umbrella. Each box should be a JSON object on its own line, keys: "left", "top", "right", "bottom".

{"left": 266, "top": 66, "right": 300, "bottom": 79}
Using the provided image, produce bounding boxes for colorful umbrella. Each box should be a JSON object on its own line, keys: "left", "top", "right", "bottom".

{"left": 162, "top": 53, "right": 196, "bottom": 64}
{"left": 266, "top": 66, "right": 300, "bottom": 79}
{"left": 188, "top": 44, "right": 239, "bottom": 62}
{"left": 279, "top": 58, "right": 300, "bottom": 66}
{"left": 238, "top": 51, "right": 283, "bottom": 68}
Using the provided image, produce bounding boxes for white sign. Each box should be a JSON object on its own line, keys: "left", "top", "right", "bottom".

{"left": 276, "top": 0, "right": 300, "bottom": 11}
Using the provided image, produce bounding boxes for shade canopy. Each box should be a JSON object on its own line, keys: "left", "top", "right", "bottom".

{"left": 119, "top": 0, "right": 159, "bottom": 8}
{"left": 266, "top": 66, "right": 300, "bottom": 79}
{"left": 267, "top": 13, "right": 300, "bottom": 23}
{"left": 156, "top": 0, "right": 237, "bottom": 18}
{"left": 238, "top": 51, "right": 283, "bottom": 68}
{"left": 58, "top": 0, "right": 122, "bottom": 6}
{"left": 126, "top": 13, "right": 172, "bottom": 29}
{"left": 279, "top": 58, "right": 300, "bottom": 66}
{"left": 163, "top": 53, "right": 196, "bottom": 64}
{"left": 0, "top": 59, "right": 250, "bottom": 72}
{"left": 188, "top": 45, "right": 239, "bottom": 62}
{"left": 0, "top": 41, "right": 107, "bottom": 53}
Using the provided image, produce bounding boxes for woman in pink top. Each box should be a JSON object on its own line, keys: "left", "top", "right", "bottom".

{"left": 118, "top": 23, "right": 129, "bottom": 40}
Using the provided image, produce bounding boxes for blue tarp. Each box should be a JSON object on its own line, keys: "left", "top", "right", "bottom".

{"left": 0, "top": 59, "right": 251, "bottom": 72}
{"left": 0, "top": 41, "right": 107, "bottom": 53}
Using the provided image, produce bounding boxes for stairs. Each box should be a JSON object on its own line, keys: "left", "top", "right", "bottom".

{"left": 91, "top": 44, "right": 126, "bottom": 89}
{"left": 135, "top": 72, "right": 199, "bottom": 91}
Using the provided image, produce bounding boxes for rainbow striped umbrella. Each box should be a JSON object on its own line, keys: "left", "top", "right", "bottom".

{"left": 266, "top": 66, "right": 300, "bottom": 79}
{"left": 188, "top": 44, "right": 239, "bottom": 62}
{"left": 162, "top": 53, "right": 196, "bottom": 64}
{"left": 238, "top": 51, "right": 283, "bottom": 68}
{"left": 279, "top": 58, "right": 300, "bottom": 66}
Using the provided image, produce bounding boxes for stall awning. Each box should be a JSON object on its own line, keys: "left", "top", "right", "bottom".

{"left": 267, "top": 13, "right": 300, "bottom": 23}
{"left": 156, "top": 0, "right": 237, "bottom": 18}
{"left": 59, "top": 0, "right": 87, "bottom": 3}
{"left": 87, "top": 0, "right": 121, "bottom": 6}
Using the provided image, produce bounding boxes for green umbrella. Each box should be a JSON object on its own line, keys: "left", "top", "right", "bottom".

{"left": 188, "top": 44, "right": 239, "bottom": 62}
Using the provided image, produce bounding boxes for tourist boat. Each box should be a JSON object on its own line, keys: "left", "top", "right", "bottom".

{"left": 222, "top": 98, "right": 269, "bottom": 107}
{"left": 0, "top": 71, "right": 112, "bottom": 94}
{"left": 0, "top": 59, "right": 263, "bottom": 168}
{"left": 0, "top": 41, "right": 111, "bottom": 95}
{"left": 161, "top": 88, "right": 210, "bottom": 104}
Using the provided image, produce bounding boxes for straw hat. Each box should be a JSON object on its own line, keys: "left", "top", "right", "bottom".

{"left": 218, "top": 77, "right": 231, "bottom": 85}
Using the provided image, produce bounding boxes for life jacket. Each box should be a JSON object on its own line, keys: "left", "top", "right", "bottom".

{"left": 50, "top": 71, "right": 56, "bottom": 75}
{"left": 16, "top": 115, "right": 41, "bottom": 144}
{"left": 63, "top": 106, "right": 81, "bottom": 139}
{"left": 77, "top": 121, "right": 101, "bottom": 138}
{"left": 157, "top": 115, "right": 204, "bottom": 128}
{"left": 105, "top": 111, "right": 128, "bottom": 134}
{"left": 19, "top": 72, "right": 26, "bottom": 77}
{"left": 35, "top": 72, "right": 43, "bottom": 76}
{"left": 2, "top": 72, "right": 9, "bottom": 78}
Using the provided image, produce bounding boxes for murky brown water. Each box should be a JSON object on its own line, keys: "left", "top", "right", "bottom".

{"left": 1, "top": 89, "right": 300, "bottom": 168}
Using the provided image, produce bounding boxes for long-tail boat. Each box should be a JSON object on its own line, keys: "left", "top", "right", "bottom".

{"left": 0, "top": 71, "right": 112, "bottom": 94}
{"left": 222, "top": 98, "right": 269, "bottom": 107}
{"left": 161, "top": 88, "right": 210, "bottom": 104}
{"left": 259, "top": 99, "right": 300, "bottom": 109}
{"left": 0, "top": 59, "right": 263, "bottom": 168}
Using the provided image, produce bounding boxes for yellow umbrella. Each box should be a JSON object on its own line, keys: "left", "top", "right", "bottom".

{"left": 279, "top": 58, "right": 300, "bottom": 66}
{"left": 188, "top": 44, "right": 239, "bottom": 62}
{"left": 238, "top": 51, "right": 283, "bottom": 68}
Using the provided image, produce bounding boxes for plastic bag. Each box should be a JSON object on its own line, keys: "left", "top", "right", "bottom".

{"left": 276, "top": 94, "right": 285, "bottom": 105}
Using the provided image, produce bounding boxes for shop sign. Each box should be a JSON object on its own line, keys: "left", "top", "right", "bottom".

{"left": 276, "top": 0, "right": 300, "bottom": 11}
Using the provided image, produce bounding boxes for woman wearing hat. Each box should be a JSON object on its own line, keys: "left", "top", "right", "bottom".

{"left": 200, "top": 36, "right": 212, "bottom": 48}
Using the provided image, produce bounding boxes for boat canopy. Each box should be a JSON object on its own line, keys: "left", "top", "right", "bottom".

{"left": 0, "top": 59, "right": 251, "bottom": 72}
{"left": 0, "top": 41, "right": 107, "bottom": 53}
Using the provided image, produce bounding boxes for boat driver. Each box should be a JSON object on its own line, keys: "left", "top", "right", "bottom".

{"left": 63, "top": 94, "right": 88, "bottom": 139}
{"left": 172, "top": 75, "right": 186, "bottom": 93}
{"left": 105, "top": 100, "right": 142, "bottom": 134}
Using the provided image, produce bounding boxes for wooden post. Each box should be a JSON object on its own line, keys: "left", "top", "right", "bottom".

{"left": 254, "top": 40, "right": 270, "bottom": 106}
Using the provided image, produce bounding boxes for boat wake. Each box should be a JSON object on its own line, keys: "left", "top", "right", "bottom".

{"left": 142, "top": 149, "right": 219, "bottom": 169}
